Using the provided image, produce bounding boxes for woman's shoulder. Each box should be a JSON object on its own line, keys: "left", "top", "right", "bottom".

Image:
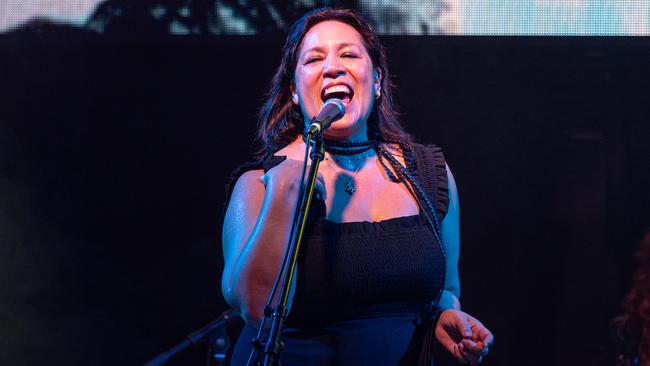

{"left": 274, "top": 137, "right": 307, "bottom": 160}
{"left": 405, "top": 141, "right": 450, "bottom": 217}
{"left": 222, "top": 154, "right": 283, "bottom": 213}
{"left": 223, "top": 138, "right": 306, "bottom": 212}
{"left": 407, "top": 142, "right": 446, "bottom": 164}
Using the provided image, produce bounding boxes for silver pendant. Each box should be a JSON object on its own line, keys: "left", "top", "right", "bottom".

{"left": 344, "top": 179, "right": 355, "bottom": 194}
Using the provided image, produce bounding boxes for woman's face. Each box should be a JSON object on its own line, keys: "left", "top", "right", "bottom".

{"left": 293, "top": 20, "right": 380, "bottom": 140}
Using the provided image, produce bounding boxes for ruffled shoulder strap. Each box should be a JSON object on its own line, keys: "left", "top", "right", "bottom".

{"left": 222, "top": 154, "right": 286, "bottom": 216}
{"left": 408, "top": 143, "right": 449, "bottom": 221}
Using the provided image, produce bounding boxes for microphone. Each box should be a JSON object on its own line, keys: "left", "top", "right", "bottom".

{"left": 307, "top": 98, "right": 346, "bottom": 135}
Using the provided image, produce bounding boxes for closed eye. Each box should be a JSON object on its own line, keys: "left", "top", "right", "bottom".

{"left": 305, "top": 57, "right": 322, "bottom": 64}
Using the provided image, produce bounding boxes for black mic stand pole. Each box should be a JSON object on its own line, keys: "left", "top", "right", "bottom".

{"left": 143, "top": 309, "right": 239, "bottom": 366}
{"left": 261, "top": 132, "right": 324, "bottom": 366}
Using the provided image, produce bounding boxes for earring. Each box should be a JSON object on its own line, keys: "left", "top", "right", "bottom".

{"left": 292, "top": 93, "right": 299, "bottom": 105}
{"left": 375, "top": 91, "right": 381, "bottom": 100}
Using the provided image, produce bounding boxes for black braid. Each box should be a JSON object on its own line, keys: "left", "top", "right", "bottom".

{"left": 378, "top": 144, "right": 444, "bottom": 245}
{"left": 375, "top": 150, "right": 401, "bottom": 183}
{"left": 323, "top": 138, "right": 376, "bottom": 148}
{"left": 374, "top": 142, "right": 447, "bottom": 304}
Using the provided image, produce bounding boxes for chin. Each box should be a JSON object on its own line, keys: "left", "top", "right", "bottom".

{"left": 324, "top": 123, "right": 364, "bottom": 141}
{"left": 330, "top": 119, "right": 352, "bottom": 130}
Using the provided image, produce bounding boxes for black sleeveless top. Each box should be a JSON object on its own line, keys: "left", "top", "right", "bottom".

{"left": 225, "top": 143, "right": 449, "bottom": 366}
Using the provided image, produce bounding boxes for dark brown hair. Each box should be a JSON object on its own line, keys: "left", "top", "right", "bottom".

{"left": 253, "top": 7, "right": 412, "bottom": 159}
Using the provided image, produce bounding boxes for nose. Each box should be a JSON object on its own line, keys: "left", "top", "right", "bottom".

{"left": 323, "top": 55, "right": 345, "bottom": 78}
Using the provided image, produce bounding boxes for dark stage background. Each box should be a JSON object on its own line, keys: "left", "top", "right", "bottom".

{"left": 1, "top": 33, "right": 649, "bottom": 365}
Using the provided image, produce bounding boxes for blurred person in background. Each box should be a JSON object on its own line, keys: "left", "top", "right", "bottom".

{"left": 612, "top": 230, "right": 650, "bottom": 366}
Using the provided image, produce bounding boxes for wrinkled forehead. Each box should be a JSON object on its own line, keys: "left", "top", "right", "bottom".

{"left": 297, "top": 20, "right": 368, "bottom": 57}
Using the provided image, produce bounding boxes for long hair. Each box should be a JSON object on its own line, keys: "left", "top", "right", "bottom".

{"left": 253, "top": 7, "right": 412, "bottom": 159}
{"left": 614, "top": 231, "right": 650, "bottom": 366}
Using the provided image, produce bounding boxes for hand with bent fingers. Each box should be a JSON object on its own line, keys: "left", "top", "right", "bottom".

{"left": 435, "top": 309, "right": 494, "bottom": 365}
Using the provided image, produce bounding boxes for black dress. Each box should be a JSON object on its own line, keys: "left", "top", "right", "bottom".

{"left": 224, "top": 144, "right": 449, "bottom": 366}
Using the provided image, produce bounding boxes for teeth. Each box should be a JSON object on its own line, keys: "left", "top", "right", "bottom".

{"left": 324, "top": 85, "right": 351, "bottom": 97}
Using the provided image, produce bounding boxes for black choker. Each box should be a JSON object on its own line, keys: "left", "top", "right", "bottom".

{"left": 323, "top": 139, "right": 377, "bottom": 156}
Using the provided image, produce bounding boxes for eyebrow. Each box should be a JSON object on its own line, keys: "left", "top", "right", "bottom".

{"left": 302, "top": 42, "right": 361, "bottom": 53}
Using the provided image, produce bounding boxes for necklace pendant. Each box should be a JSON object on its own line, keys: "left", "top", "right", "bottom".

{"left": 344, "top": 179, "right": 355, "bottom": 194}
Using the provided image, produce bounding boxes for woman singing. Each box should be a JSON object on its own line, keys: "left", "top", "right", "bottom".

{"left": 222, "top": 8, "right": 493, "bottom": 365}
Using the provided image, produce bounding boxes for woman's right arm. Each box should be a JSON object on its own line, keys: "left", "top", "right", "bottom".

{"left": 221, "top": 160, "right": 319, "bottom": 326}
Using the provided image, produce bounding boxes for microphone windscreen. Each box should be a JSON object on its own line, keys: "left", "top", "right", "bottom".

{"left": 318, "top": 98, "right": 345, "bottom": 127}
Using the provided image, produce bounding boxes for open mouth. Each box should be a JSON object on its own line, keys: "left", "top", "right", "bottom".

{"left": 321, "top": 84, "right": 354, "bottom": 104}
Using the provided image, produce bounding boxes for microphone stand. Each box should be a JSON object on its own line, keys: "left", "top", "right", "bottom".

{"left": 144, "top": 309, "right": 239, "bottom": 366}
{"left": 257, "top": 132, "right": 325, "bottom": 366}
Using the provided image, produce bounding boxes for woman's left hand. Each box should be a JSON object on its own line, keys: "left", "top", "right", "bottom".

{"left": 435, "top": 309, "right": 494, "bottom": 365}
